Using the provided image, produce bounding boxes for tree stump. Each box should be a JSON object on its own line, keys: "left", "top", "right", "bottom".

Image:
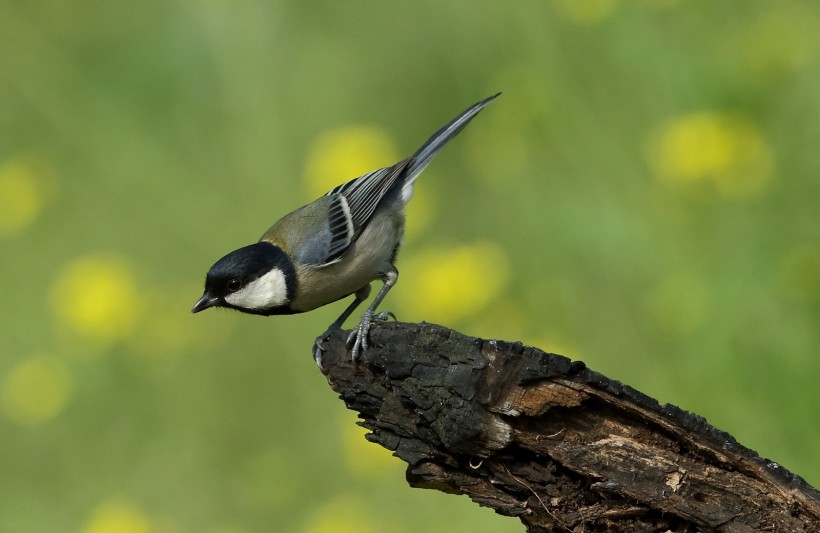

{"left": 319, "top": 321, "right": 820, "bottom": 532}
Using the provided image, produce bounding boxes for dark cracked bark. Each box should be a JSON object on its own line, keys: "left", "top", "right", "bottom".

{"left": 319, "top": 321, "right": 820, "bottom": 532}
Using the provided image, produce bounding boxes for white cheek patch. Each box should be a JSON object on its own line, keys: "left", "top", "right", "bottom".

{"left": 225, "top": 268, "right": 289, "bottom": 310}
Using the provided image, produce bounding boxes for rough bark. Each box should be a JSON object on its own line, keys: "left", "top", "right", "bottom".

{"left": 319, "top": 322, "right": 820, "bottom": 532}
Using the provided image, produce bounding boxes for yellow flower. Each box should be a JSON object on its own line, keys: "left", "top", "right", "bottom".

{"left": 82, "top": 500, "right": 151, "bottom": 533}
{"left": 1, "top": 355, "right": 72, "bottom": 426}
{"left": 552, "top": 0, "right": 617, "bottom": 26}
{"left": 648, "top": 112, "right": 774, "bottom": 198}
{"left": 0, "top": 156, "right": 56, "bottom": 237}
{"left": 396, "top": 242, "right": 510, "bottom": 323}
{"left": 51, "top": 255, "right": 140, "bottom": 345}
{"left": 304, "top": 126, "right": 398, "bottom": 198}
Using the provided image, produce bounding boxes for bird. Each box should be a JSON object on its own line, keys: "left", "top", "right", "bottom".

{"left": 192, "top": 93, "right": 499, "bottom": 367}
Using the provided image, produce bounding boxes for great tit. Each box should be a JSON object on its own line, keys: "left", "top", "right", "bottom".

{"left": 192, "top": 94, "right": 499, "bottom": 367}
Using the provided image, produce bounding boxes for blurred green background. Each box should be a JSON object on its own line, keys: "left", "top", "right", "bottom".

{"left": 1, "top": 0, "right": 819, "bottom": 531}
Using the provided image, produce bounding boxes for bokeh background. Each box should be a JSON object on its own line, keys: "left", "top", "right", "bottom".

{"left": 2, "top": 0, "right": 819, "bottom": 531}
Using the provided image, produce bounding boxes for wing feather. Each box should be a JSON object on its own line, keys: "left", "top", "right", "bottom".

{"left": 327, "top": 158, "right": 413, "bottom": 238}
{"left": 304, "top": 158, "right": 411, "bottom": 265}
{"left": 324, "top": 194, "right": 354, "bottom": 260}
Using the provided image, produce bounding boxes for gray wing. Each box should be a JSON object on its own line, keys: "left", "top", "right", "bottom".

{"left": 321, "top": 158, "right": 413, "bottom": 260}
{"left": 280, "top": 158, "right": 412, "bottom": 267}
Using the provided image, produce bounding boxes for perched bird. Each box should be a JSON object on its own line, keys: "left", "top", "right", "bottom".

{"left": 192, "top": 94, "right": 499, "bottom": 367}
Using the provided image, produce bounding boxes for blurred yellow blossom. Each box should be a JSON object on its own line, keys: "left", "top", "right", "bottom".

{"left": 304, "top": 125, "right": 435, "bottom": 237}
{"left": 0, "top": 156, "right": 56, "bottom": 237}
{"left": 341, "top": 410, "right": 397, "bottom": 481}
{"left": 396, "top": 241, "right": 510, "bottom": 323}
{"left": 51, "top": 255, "right": 140, "bottom": 345}
{"left": 304, "top": 126, "right": 398, "bottom": 197}
{"left": 648, "top": 112, "right": 774, "bottom": 198}
{"left": 552, "top": 0, "right": 617, "bottom": 26}
{"left": 1, "top": 355, "right": 72, "bottom": 426}
{"left": 82, "top": 500, "right": 151, "bottom": 533}
{"left": 303, "top": 495, "right": 375, "bottom": 533}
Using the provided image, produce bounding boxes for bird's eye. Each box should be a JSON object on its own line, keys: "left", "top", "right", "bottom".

{"left": 227, "top": 279, "right": 242, "bottom": 292}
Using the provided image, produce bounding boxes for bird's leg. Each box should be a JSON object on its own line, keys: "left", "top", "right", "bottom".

{"left": 348, "top": 265, "right": 398, "bottom": 361}
{"left": 313, "top": 284, "right": 371, "bottom": 369}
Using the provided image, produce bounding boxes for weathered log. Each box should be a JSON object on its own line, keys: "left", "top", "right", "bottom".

{"left": 319, "top": 321, "right": 820, "bottom": 532}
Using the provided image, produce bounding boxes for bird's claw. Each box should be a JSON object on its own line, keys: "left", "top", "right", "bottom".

{"left": 312, "top": 339, "right": 326, "bottom": 370}
{"left": 374, "top": 311, "right": 396, "bottom": 322}
{"left": 346, "top": 317, "right": 370, "bottom": 362}
{"left": 312, "top": 329, "right": 337, "bottom": 370}
{"left": 346, "top": 310, "right": 395, "bottom": 361}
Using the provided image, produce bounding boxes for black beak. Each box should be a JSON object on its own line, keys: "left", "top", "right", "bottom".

{"left": 191, "top": 293, "right": 219, "bottom": 314}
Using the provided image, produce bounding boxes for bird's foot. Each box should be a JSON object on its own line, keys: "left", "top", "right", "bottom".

{"left": 313, "top": 327, "right": 340, "bottom": 370}
{"left": 374, "top": 310, "right": 396, "bottom": 322}
{"left": 347, "top": 310, "right": 396, "bottom": 361}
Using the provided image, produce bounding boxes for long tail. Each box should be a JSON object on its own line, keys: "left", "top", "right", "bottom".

{"left": 403, "top": 93, "right": 500, "bottom": 191}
